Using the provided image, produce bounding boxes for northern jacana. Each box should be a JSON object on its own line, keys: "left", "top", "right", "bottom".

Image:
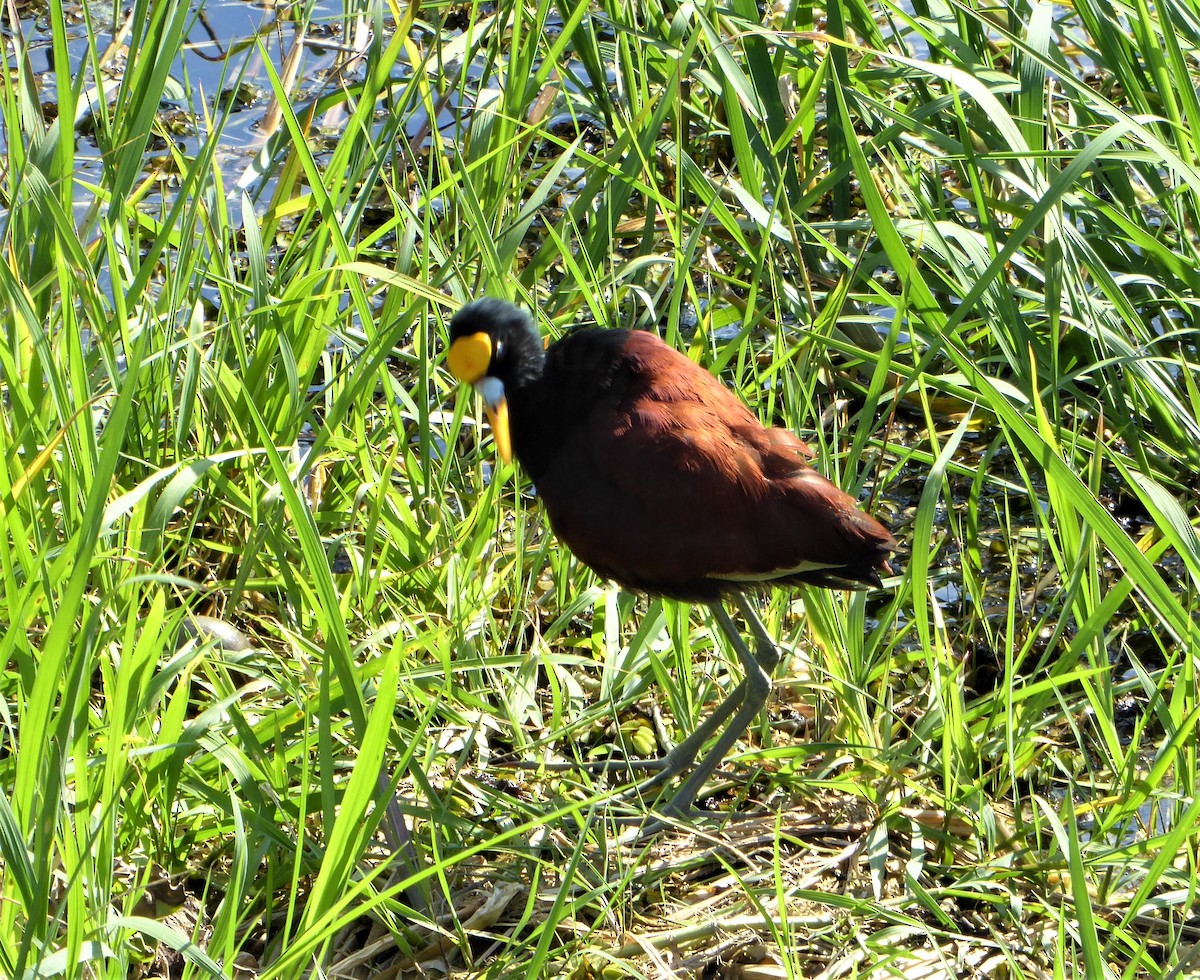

{"left": 446, "top": 298, "right": 895, "bottom": 816}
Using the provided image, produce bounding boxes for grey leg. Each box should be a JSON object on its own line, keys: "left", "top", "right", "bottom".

{"left": 621, "top": 678, "right": 748, "bottom": 798}
{"left": 655, "top": 597, "right": 781, "bottom": 816}
{"left": 615, "top": 609, "right": 750, "bottom": 802}
{"left": 617, "top": 595, "right": 784, "bottom": 823}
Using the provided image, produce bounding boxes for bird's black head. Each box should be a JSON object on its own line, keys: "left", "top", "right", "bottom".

{"left": 446, "top": 298, "right": 545, "bottom": 463}
{"left": 447, "top": 298, "right": 545, "bottom": 391}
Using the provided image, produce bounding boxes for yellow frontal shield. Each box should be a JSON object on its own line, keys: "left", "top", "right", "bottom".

{"left": 447, "top": 332, "right": 493, "bottom": 384}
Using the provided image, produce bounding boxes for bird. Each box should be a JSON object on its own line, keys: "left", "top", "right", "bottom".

{"left": 445, "top": 297, "right": 896, "bottom": 817}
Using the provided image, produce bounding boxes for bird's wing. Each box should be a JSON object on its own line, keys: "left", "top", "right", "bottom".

{"left": 586, "top": 396, "right": 888, "bottom": 585}
{"left": 595, "top": 331, "right": 814, "bottom": 505}
{"left": 597, "top": 398, "right": 799, "bottom": 514}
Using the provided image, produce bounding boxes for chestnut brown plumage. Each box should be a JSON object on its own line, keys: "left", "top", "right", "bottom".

{"left": 447, "top": 298, "right": 895, "bottom": 815}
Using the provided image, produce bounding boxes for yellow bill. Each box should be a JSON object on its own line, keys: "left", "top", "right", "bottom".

{"left": 449, "top": 332, "right": 512, "bottom": 464}
{"left": 484, "top": 396, "right": 512, "bottom": 464}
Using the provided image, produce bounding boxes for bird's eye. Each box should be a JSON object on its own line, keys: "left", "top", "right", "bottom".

{"left": 494, "top": 339, "right": 504, "bottom": 359}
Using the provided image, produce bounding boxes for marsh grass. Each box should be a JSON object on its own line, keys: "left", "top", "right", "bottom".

{"left": 0, "top": 0, "right": 1197, "bottom": 975}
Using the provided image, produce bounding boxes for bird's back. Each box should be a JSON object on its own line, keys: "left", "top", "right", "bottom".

{"left": 510, "top": 328, "right": 894, "bottom": 602}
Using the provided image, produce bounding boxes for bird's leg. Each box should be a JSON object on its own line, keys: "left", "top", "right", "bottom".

{"left": 655, "top": 595, "right": 782, "bottom": 817}
{"left": 615, "top": 605, "right": 750, "bottom": 801}
{"left": 617, "top": 677, "right": 748, "bottom": 799}
{"left": 731, "top": 592, "right": 785, "bottom": 664}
